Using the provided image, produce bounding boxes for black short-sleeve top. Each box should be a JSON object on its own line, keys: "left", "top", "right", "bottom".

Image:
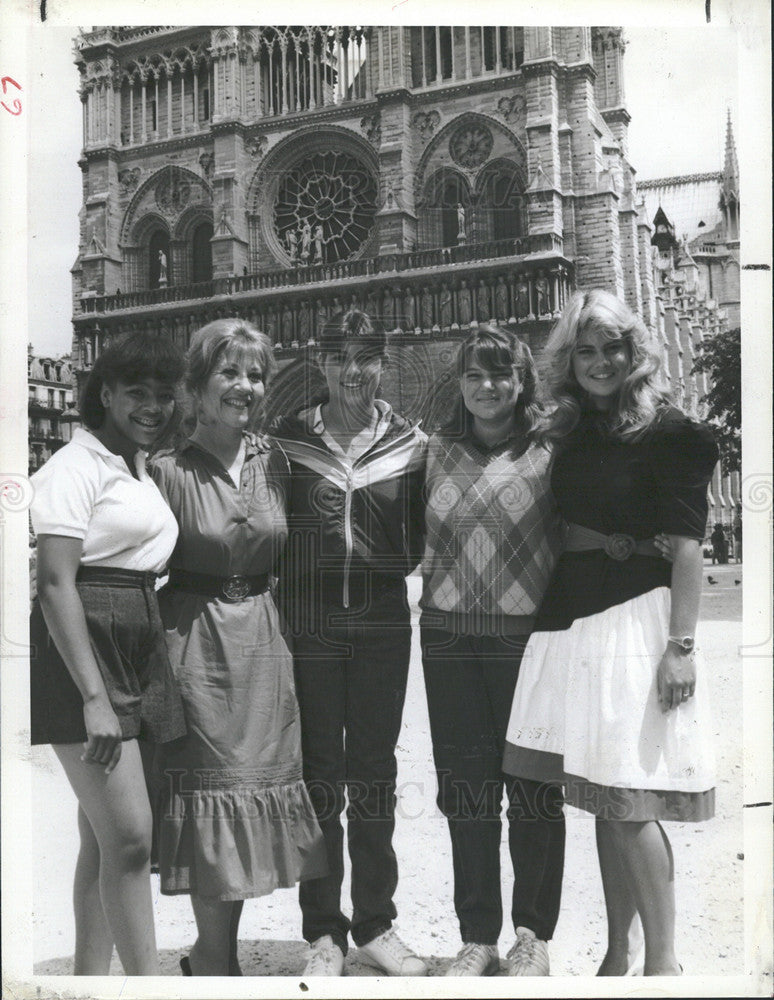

{"left": 535, "top": 407, "right": 719, "bottom": 631}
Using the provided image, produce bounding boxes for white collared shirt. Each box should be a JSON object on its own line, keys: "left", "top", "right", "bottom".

{"left": 30, "top": 427, "right": 178, "bottom": 573}
{"left": 308, "top": 399, "right": 393, "bottom": 465}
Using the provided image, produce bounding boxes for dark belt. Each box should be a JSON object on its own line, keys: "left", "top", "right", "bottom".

{"left": 76, "top": 566, "right": 158, "bottom": 588}
{"left": 167, "top": 569, "right": 270, "bottom": 602}
{"left": 565, "top": 523, "right": 660, "bottom": 561}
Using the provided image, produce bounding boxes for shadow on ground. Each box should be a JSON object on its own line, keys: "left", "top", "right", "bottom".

{"left": 34, "top": 941, "right": 517, "bottom": 977}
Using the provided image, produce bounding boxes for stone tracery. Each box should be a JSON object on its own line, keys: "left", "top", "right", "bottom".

{"left": 273, "top": 149, "right": 378, "bottom": 264}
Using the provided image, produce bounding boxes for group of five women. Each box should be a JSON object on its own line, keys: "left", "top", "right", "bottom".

{"left": 30, "top": 288, "right": 717, "bottom": 978}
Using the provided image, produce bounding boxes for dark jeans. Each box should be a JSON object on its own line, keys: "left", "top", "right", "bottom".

{"left": 293, "top": 586, "right": 411, "bottom": 954}
{"left": 421, "top": 623, "right": 565, "bottom": 945}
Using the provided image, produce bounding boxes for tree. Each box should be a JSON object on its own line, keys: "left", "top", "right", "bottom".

{"left": 692, "top": 326, "right": 741, "bottom": 474}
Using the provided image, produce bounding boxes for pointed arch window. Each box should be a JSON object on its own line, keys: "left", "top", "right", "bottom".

{"left": 192, "top": 221, "right": 213, "bottom": 283}
{"left": 477, "top": 167, "right": 525, "bottom": 242}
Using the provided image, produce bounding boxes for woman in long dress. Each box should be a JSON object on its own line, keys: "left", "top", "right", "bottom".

{"left": 503, "top": 289, "right": 718, "bottom": 975}
{"left": 30, "top": 331, "right": 186, "bottom": 974}
{"left": 151, "top": 319, "right": 326, "bottom": 976}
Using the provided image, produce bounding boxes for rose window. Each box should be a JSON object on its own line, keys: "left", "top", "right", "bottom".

{"left": 273, "top": 151, "right": 377, "bottom": 265}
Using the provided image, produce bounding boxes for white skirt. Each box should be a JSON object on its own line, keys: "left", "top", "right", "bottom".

{"left": 503, "top": 587, "right": 716, "bottom": 820}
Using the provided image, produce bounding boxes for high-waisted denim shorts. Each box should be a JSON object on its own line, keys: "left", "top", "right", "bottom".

{"left": 30, "top": 566, "right": 186, "bottom": 746}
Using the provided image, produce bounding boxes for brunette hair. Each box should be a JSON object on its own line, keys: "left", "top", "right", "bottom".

{"left": 539, "top": 288, "right": 672, "bottom": 443}
{"left": 80, "top": 331, "right": 185, "bottom": 430}
{"left": 442, "top": 324, "right": 545, "bottom": 444}
{"left": 317, "top": 308, "right": 388, "bottom": 358}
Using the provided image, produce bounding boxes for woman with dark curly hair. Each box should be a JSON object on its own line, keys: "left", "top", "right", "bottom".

{"left": 29, "top": 331, "right": 186, "bottom": 975}
{"left": 503, "top": 289, "right": 718, "bottom": 976}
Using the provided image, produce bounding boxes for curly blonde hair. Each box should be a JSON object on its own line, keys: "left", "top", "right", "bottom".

{"left": 539, "top": 289, "right": 672, "bottom": 443}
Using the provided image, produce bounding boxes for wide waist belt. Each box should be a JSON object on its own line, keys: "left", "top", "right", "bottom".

{"left": 76, "top": 566, "right": 158, "bottom": 588}
{"left": 564, "top": 523, "right": 660, "bottom": 561}
{"left": 167, "top": 569, "right": 270, "bottom": 602}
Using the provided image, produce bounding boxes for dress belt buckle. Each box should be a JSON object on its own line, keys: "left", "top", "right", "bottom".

{"left": 221, "top": 575, "right": 250, "bottom": 601}
{"left": 603, "top": 533, "right": 636, "bottom": 561}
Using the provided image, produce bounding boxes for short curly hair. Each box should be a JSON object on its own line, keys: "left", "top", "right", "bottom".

{"left": 80, "top": 331, "right": 185, "bottom": 430}
{"left": 185, "top": 318, "right": 277, "bottom": 396}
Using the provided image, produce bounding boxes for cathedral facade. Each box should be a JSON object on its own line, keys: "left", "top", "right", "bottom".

{"left": 69, "top": 25, "right": 739, "bottom": 525}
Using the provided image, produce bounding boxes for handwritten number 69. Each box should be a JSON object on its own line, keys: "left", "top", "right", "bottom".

{"left": 1, "top": 76, "right": 22, "bottom": 116}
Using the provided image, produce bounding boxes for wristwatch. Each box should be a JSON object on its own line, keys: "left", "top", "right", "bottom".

{"left": 668, "top": 635, "right": 695, "bottom": 654}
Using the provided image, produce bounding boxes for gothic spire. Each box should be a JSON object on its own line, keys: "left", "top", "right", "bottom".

{"left": 722, "top": 108, "right": 739, "bottom": 201}
{"left": 719, "top": 109, "right": 739, "bottom": 241}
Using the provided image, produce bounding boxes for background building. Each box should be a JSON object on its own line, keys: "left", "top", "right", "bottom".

{"left": 640, "top": 110, "right": 741, "bottom": 530}
{"left": 68, "top": 24, "right": 739, "bottom": 526}
{"left": 27, "top": 350, "right": 75, "bottom": 473}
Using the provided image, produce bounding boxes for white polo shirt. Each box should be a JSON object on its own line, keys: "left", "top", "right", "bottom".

{"left": 30, "top": 427, "right": 178, "bottom": 574}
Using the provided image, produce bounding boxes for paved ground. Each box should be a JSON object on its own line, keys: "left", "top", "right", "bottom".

{"left": 16, "top": 562, "right": 760, "bottom": 991}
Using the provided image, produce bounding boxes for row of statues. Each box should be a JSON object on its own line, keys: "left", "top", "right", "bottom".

{"left": 255, "top": 274, "right": 556, "bottom": 345}
{"left": 285, "top": 220, "right": 325, "bottom": 264}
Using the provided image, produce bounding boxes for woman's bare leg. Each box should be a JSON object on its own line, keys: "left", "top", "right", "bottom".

{"left": 188, "top": 895, "right": 242, "bottom": 975}
{"left": 228, "top": 899, "right": 244, "bottom": 975}
{"left": 72, "top": 805, "right": 114, "bottom": 974}
{"left": 595, "top": 819, "right": 643, "bottom": 975}
{"left": 54, "top": 740, "right": 159, "bottom": 976}
{"left": 607, "top": 819, "right": 680, "bottom": 975}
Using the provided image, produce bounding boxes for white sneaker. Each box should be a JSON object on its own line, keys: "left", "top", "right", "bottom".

{"left": 445, "top": 943, "right": 500, "bottom": 976}
{"left": 506, "top": 927, "right": 550, "bottom": 976}
{"left": 303, "top": 935, "right": 345, "bottom": 976}
{"left": 357, "top": 928, "right": 428, "bottom": 976}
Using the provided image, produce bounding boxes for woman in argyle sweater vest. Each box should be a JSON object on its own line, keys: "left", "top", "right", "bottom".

{"left": 419, "top": 325, "right": 566, "bottom": 977}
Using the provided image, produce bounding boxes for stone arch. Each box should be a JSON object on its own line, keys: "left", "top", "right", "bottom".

{"left": 474, "top": 156, "right": 527, "bottom": 242}
{"left": 416, "top": 167, "right": 473, "bottom": 249}
{"left": 120, "top": 165, "right": 212, "bottom": 290}
{"left": 121, "top": 164, "right": 212, "bottom": 244}
{"left": 414, "top": 110, "right": 528, "bottom": 204}
{"left": 173, "top": 203, "right": 214, "bottom": 242}
{"left": 247, "top": 124, "right": 380, "bottom": 267}
{"left": 175, "top": 204, "right": 215, "bottom": 285}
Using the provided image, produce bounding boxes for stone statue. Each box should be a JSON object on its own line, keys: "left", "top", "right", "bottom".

{"left": 439, "top": 282, "right": 453, "bottom": 330}
{"left": 495, "top": 275, "right": 509, "bottom": 321}
{"left": 298, "top": 300, "right": 311, "bottom": 342}
{"left": 536, "top": 274, "right": 550, "bottom": 316}
{"left": 286, "top": 228, "right": 298, "bottom": 262}
{"left": 314, "top": 299, "right": 327, "bottom": 335}
{"left": 382, "top": 286, "right": 394, "bottom": 330}
{"left": 282, "top": 302, "right": 294, "bottom": 344}
{"left": 456, "top": 203, "right": 466, "bottom": 241}
{"left": 365, "top": 288, "right": 380, "bottom": 323}
{"left": 158, "top": 250, "right": 168, "bottom": 285}
{"left": 403, "top": 286, "right": 416, "bottom": 331}
{"left": 476, "top": 279, "right": 490, "bottom": 322}
{"left": 420, "top": 286, "right": 434, "bottom": 330}
{"left": 313, "top": 224, "right": 324, "bottom": 263}
{"left": 458, "top": 279, "right": 472, "bottom": 326}
{"left": 300, "top": 220, "right": 312, "bottom": 261}
{"left": 515, "top": 276, "right": 531, "bottom": 320}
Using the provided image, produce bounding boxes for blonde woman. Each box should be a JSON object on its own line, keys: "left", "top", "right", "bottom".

{"left": 503, "top": 289, "right": 718, "bottom": 976}
{"left": 151, "top": 319, "right": 326, "bottom": 976}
